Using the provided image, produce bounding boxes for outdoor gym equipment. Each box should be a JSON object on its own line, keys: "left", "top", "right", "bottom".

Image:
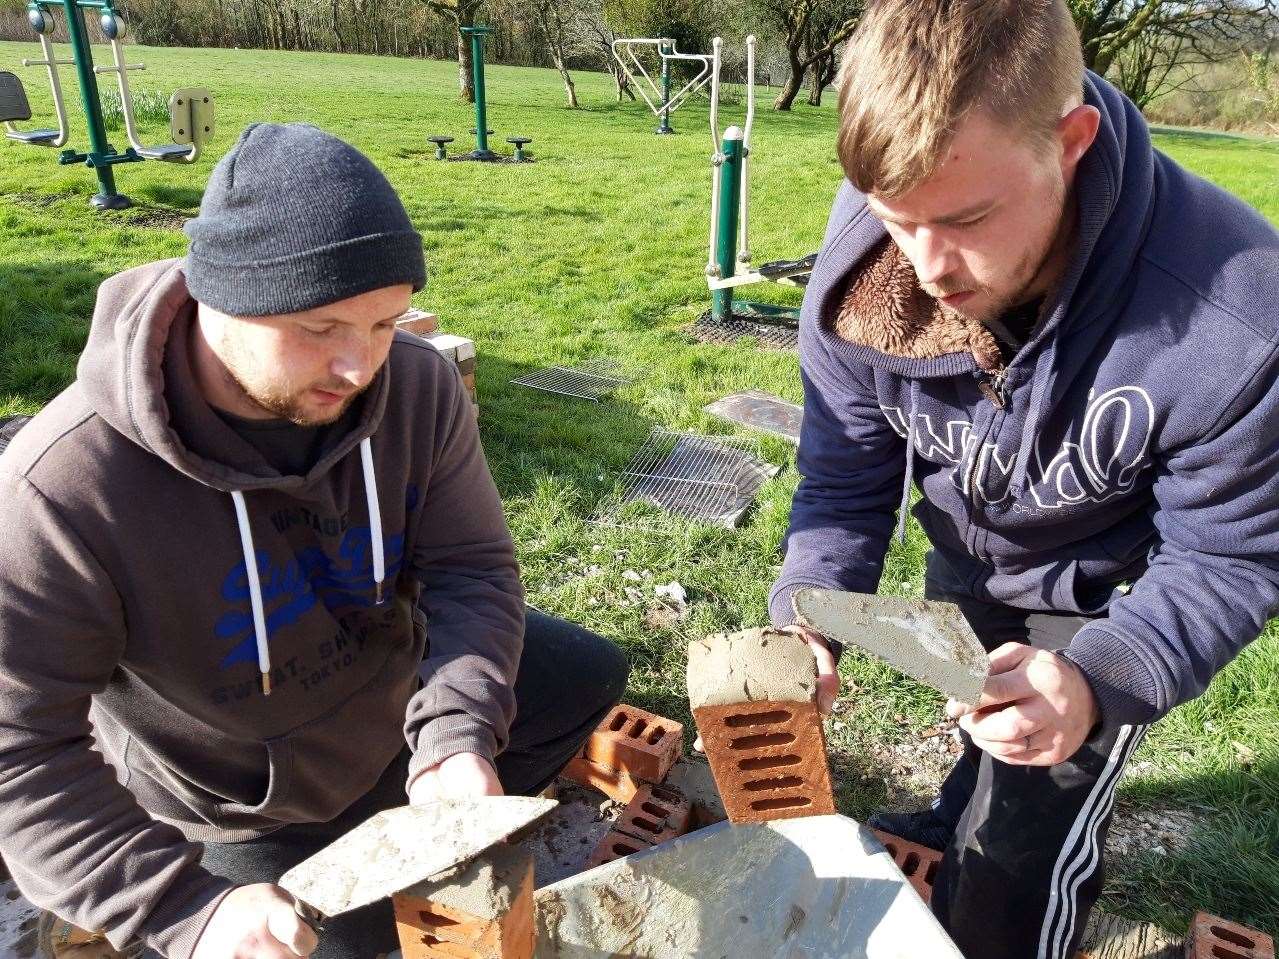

{"left": 430, "top": 25, "right": 531, "bottom": 163}
{"left": 1, "top": 0, "right": 215, "bottom": 210}
{"left": 611, "top": 38, "right": 714, "bottom": 135}
{"left": 704, "top": 36, "right": 817, "bottom": 326}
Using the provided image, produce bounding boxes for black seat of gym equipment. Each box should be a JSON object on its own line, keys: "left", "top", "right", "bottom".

{"left": 0, "top": 73, "right": 59, "bottom": 144}
{"left": 506, "top": 136, "right": 531, "bottom": 145}
{"left": 428, "top": 135, "right": 454, "bottom": 144}
{"left": 139, "top": 142, "right": 195, "bottom": 161}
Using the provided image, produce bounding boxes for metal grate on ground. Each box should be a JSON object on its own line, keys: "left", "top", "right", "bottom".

{"left": 592, "top": 428, "right": 780, "bottom": 530}
{"left": 510, "top": 360, "right": 632, "bottom": 401}
{"left": 689, "top": 311, "right": 799, "bottom": 351}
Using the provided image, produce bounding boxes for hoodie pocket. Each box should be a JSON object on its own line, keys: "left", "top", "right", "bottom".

{"left": 211, "top": 736, "right": 293, "bottom": 820}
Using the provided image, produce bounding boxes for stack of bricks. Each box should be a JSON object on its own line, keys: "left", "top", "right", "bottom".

{"left": 396, "top": 308, "right": 478, "bottom": 406}
{"left": 561, "top": 702, "right": 709, "bottom": 869}
{"left": 686, "top": 628, "right": 835, "bottom": 824}
{"left": 392, "top": 842, "right": 535, "bottom": 959}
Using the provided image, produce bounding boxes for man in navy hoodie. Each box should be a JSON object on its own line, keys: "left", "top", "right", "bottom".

{"left": 768, "top": 1, "right": 1279, "bottom": 956}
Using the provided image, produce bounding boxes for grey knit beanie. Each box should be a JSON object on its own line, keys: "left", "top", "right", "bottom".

{"left": 184, "top": 122, "right": 426, "bottom": 315}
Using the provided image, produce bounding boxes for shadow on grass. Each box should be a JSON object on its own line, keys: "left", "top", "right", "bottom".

{"left": 140, "top": 182, "right": 204, "bottom": 210}
{"left": 0, "top": 259, "right": 108, "bottom": 412}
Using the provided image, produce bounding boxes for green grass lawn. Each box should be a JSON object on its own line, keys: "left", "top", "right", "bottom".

{"left": 2, "top": 41, "right": 1278, "bottom": 938}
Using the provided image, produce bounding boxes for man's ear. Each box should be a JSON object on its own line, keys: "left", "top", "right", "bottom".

{"left": 1058, "top": 104, "right": 1101, "bottom": 174}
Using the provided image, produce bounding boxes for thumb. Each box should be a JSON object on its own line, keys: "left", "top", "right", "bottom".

{"left": 267, "top": 902, "right": 319, "bottom": 957}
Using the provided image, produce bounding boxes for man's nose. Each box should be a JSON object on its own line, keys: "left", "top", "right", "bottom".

{"left": 331, "top": 337, "right": 374, "bottom": 387}
{"left": 911, "top": 226, "right": 958, "bottom": 286}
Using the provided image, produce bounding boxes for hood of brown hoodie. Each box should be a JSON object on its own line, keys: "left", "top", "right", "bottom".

{"left": 828, "top": 237, "right": 1004, "bottom": 373}
{"left": 75, "top": 258, "right": 390, "bottom": 493}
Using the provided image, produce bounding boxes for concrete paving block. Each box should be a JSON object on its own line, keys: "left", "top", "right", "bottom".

{"left": 533, "top": 815, "right": 964, "bottom": 958}
{"left": 793, "top": 589, "right": 989, "bottom": 704}
{"left": 703, "top": 390, "right": 803, "bottom": 445}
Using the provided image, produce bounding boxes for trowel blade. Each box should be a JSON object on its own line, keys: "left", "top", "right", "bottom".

{"left": 793, "top": 588, "right": 989, "bottom": 704}
{"left": 278, "top": 796, "right": 555, "bottom": 919}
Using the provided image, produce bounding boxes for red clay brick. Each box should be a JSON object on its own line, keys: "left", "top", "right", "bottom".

{"left": 613, "top": 783, "right": 692, "bottom": 845}
{"left": 1186, "top": 912, "right": 1274, "bottom": 959}
{"left": 395, "top": 310, "right": 440, "bottom": 335}
{"left": 584, "top": 704, "right": 684, "bottom": 783}
{"left": 692, "top": 699, "right": 835, "bottom": 823}
{"left": 871, "top": 828, "right": 944, "bottom": 905}
{"left": 393, "top": 854, "right": 535, "bottom": 959}
{"left": 560, "top": 753, "right": 640, "bottom": 804}
{"left": 584, "top": 828, "right": 653, "bottom": 870}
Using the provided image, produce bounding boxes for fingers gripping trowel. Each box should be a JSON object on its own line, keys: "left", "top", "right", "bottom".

{"left": 793, "top": 588, "right": 989, "bottom": 704}
{"left": 277, "top": 797, "right": 555, "bottom": 931}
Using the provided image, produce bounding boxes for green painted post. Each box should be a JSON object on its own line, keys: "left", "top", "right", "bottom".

{"left": 656, "top": 41, "right": 673, "bottom": 135}
{"left": 461, "top": 25, "right": 494, "bottom": 158}
{"left": 711, "top": 127, "right": 743, "bottom": 324}
{"left": 56, "top": 0, "right": 128, "bottom": 208}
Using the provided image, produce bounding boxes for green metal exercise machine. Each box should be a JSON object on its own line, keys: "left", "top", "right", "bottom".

{"left": 0, "top": 0, "right": 215, "bottom": 210}
{"left": 705, "top": 35, "right": 817, "bottom": 326}
{"left": 429, "top": 25, "right": 531, "bottom": 163}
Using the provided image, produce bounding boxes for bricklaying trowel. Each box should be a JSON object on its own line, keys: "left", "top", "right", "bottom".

{"left": 792, "top": 588, "right": 990, "bottom": 704}
{"left": 277, "top": 796, "right": 556, "bottom": 932}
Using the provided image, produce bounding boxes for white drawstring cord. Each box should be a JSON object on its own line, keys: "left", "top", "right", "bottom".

{"left": 231, "top": 490, "right": 272, "bottom": 695}
{"left": 359, "top": 437, "right": 386, "bottom": 605}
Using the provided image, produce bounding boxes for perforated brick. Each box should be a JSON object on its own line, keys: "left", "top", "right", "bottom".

{"left": 583, "top": 704, "right": 684, "bottom": 783}
{"left": 871, "top": 828, "right": 943, "bottom": 904}
{"left": 1186, "top": 912, "right": 1273, "bottom": 959}
{"left": 393, "top": 849, "right": 535, "bottom": 959}
{"left": 691, "top": 698, "right": 835, "bottom": 823}
{"left": 396, "top": 309, "right": 440, "bottom": 336}
{"left": 560, "top": 753, "right": 639, "bottom": 804}
{"left": 584, "top": 828, "right": 652, "bottom": 870}
{"left": 613, "top": 783, "right": 692, "bottom": 845}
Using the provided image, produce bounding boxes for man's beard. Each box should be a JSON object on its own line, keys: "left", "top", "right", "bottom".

{"left": 219, "top": 340, "right": 363, "bottom": 426}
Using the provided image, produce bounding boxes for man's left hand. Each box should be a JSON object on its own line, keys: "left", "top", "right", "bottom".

{"left": 945, "top": 643, "right": 1101, "bottom": 767}
{"left": 408, "top": 751, "right": 504, "bottom": 804}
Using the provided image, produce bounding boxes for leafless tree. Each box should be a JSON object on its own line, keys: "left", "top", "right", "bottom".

{"left": 530, "top": 0, "right": 581, "bottom": 106}
{"left": 421, "top": 0, "right": 484, "bottom": 102}
{"left": 1068, "top": 0, "right": 1277, "bottom": 76}
{"left": 752, "top": 0, "right": 864, "bottom": 110}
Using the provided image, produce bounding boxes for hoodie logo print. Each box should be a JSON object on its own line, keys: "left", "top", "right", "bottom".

{"left": 213, "top": 485, "right": 419, "bottom": 670}
{"left": 883, "top": 386, "right": 1154, "bottom": 507}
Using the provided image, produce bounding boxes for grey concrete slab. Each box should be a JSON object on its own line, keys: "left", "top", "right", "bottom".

{"left": 704, "top": 390, "right": 803, "bottom": 445}
{"left": 794, "top": 589, "right": 988, "bottom": 704}
{"left": 533, "top": 815, "right": 963, "bottom": 958}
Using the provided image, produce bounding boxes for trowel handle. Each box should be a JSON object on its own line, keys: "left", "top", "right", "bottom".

{"left": 293, "top": 898, "right": 326, "bottom": 936}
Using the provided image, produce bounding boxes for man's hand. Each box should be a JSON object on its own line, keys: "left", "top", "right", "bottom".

{"left": 695, "top": 625, "right": 840, "bottom": 752}
{"left": 407, "top": 751, "right": 504, "bottom": 805}
{"left": 946, "top": 643, "right": 1101, "bottom": 767}
{"left": 191, "top": 883, "right": 317, "bottom": 959}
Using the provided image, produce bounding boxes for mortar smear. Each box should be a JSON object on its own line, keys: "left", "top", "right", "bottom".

{"left": 687, "top": 628, "right": 817, "bottom": 709}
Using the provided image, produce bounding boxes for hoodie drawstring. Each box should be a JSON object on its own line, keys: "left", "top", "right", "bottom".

{"left": 232, "top": 436, "right": 385, "bottom": 696}
{"left": 359, "top": 437, "right": 386, "bottom": 606}
{"left": 231, "top": 490, "right": 273, "bottom": 696}
{"left": 1009, "top": 342, "right": 1057, "bottom": 498}
{"left": 897, "top": 379, "right": 920, "bottom": 544}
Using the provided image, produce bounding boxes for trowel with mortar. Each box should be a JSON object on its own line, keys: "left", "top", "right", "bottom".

{"left": 792, "top": 588, "right": 990, "bottom": 704}
{"left": 276, "top": 796, "right": 556, "bottom": 932}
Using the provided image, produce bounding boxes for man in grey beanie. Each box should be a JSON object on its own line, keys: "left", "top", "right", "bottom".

{"left": 0, "top": 123, "right": 629, "bottom": 959}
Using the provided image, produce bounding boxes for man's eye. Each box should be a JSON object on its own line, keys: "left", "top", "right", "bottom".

{"left": 305, "top": 325, "right": 336, "bottom": 336}
{"left": 956, "top": 215, "right": 988, "bottom": 229}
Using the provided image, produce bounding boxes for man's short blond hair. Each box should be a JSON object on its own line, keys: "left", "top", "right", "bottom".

{"left": 837, "top": 0, "right": 1085, "bottom": 198}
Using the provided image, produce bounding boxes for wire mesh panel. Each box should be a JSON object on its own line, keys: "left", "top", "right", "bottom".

{"left": 690, "top": 311, "right": 800, "bottom": 351}
{"left": 510, "top": 359, "right": 632, "bottom": 401}
{"left": 594, "top": 428, "right": 779, "bottom": 529}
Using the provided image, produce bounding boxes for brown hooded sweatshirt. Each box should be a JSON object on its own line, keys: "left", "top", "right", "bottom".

{"left": 0, "top": 260, "right": 524, "bottom": 956}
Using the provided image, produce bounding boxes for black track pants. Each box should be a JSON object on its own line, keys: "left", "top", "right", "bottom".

{"left": 924, "top": 569, "right": 1147, "bottom": 959}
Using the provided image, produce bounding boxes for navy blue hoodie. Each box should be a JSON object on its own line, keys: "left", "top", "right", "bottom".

{"left": 769, "top": 73, "right": 1279, "bottom": 727}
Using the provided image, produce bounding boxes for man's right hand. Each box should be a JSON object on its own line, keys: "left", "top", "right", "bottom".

{"left": 191, "top": 883, "right": 318, "bottom": 959}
